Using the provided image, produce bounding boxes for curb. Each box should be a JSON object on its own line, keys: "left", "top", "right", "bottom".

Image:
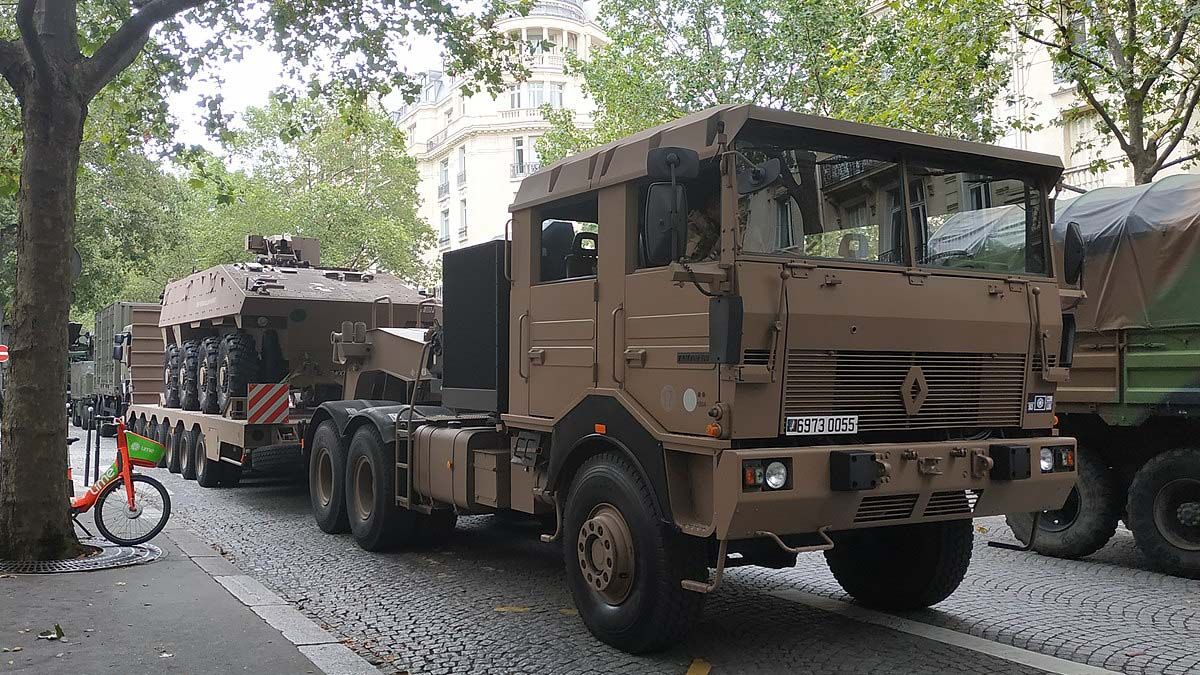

{"left": 164, "top": 528, "right": 380, "bottom": 675}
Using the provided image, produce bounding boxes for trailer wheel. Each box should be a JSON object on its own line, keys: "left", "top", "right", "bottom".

{"left": 154, "top": 420, "right": 169, "bottom": 468}
{"left": 195, "top": 431, "right": 224, "bottom": 488}
{"left": 309, "top": 421, "right": 350, "bottom": 534}
{"left": 179, "top": 340, "right": 202, "bottom": 411}
{"left": 563, "top": 451, "right": 706, "bottom": 654}
{"left": 1127, "top": 449, "right": 1200, "bottom": 579}
{"left": 166, "top": 424, "right": 183, "bottom": 474}
{"left": 825, "top": 520, "right": 972, "bottom": 610}
{"left": 1007, "top": 444, "right": 1121, "bottom": 559}
{"left": 217, "top": 333, "right": 260, "bottom": 414}
{"left": 163, "top": 344, "right": 182, "bottom": 409}
{"left": 180, "top": 426, "right": 199, "bottom": 480}
{"left": 198, "top": 336, "right": 221, "bottom": 414}
{"left": 346, "top": 425, "right": 417, "bottom": 551}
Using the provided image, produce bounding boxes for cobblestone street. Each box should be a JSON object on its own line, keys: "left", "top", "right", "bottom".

{"left": 70, "top": 430, "right": 1200, "bottom": 675}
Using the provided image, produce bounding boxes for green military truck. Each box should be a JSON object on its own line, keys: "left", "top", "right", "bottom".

{"left": 67, "top": 302, "right": 162, "bottom": 434}
{"left": 1007, "top": 174, "right": 1200, "bottom": 578}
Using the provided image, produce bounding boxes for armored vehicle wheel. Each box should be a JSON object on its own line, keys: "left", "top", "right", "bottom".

{"left": 563, "top": 451, "right": 706, "bottom": 654}
{"left": 180, "top": 339, "right": 202, "bottom": 411}
{"left": 166, "top": 424, "right": 183, "bottom": 474}
{"left": 1007, "top": 444, "right": 1120, "bottom": 559}
{"left": 824, "top": 520, "right": 972, "bottom": 610}
{"left": 155, "top": 421, "right": 169, "bottom": 468}
{"left": 198, "top": 336, "right": 221, "bottom": 414}
{"left": 195, "top": 431, "right": 224, "bottom": 488}
{"left": 222, "top": 464, "right": 243, "bottom": 488}
{"left": 346, "top": 425, "right": 418, "bottom": 551}
{"left": 309, "top": 421, "right": 350, "bottom": 534}
{"left": 217, "top": 333, "right": 260, "bottom": 414}
{"left": 163, "top": 344, "right": 182, "bottom": 408}
{"left": 1127, "top": 449, "right": 1200, "bottom": 579}
{"left": 180, "top": 426, "right": 198, "bottom": 480}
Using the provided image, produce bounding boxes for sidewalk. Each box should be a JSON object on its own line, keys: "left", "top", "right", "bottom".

{"left": 0, "top": 528, "right": 372, "bottom": 674}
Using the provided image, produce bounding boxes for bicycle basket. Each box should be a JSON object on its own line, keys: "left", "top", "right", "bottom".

{"left": 126, "top": 432, "right": 166, "bottom": 468}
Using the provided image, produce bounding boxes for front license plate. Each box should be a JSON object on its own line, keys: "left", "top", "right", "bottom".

{"left": 785, "top": 415, "right": 859, "bottom": 436}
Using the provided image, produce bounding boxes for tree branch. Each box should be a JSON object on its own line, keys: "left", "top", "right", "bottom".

{"left": 1158, "top": 149, "right": 1200, "bottom": 170}
{"left": 1150, "top": 84, "right": 1200, "bottom": 174}
{"left": 1076, "top": 77, "right": 1132, "bottom": 153}
{"left": 1016, "top": 25, "right": 1119, "bottom": 81}
{"left": 80, "top": 0, "right": 209, "bottom": 99}
{"left": 1148, "top": 69, "right": 1200, "bottom": 146}
{"left": 1139, "top": 12, "right": 1192, "bottom": 97}
{"left": 16, "top": 0, "right": 49, "bottom": 82}
{"left": 0, "top": 39, "right": 29, "bottom": 96}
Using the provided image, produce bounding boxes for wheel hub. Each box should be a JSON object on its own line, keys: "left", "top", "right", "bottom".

{"left": 576, "top": 504, "right": 635, "bottom": 605}
{"left": 1153, "top": 478, "right": 1200, "bottom": 551}
{"left": 1039, "top": 486, "right": 1081, "bottom": 533}
{"left": 124, "top": 504, "right": 143, "bottom": 520}
{"left": 352, "top": 457, "right": 374, "bottom": 521}
{"left": 316, "top": 449, "right": 333, "bottom": 507}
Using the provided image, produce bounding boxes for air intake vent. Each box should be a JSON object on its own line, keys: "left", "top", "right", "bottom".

{"left": 743, "top": 349, "right": 770, "bottom": 366}
{"left": 854, "top": 494, "right": 918, "bottom": 523}
{"left": 923, "top": 490, "right": 982, "bottom": 517}
{"left": 784, "top": 350, "right": 1025, "bottom": 432}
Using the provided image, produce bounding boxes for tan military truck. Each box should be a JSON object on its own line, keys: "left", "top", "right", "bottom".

{"left": 305, "top": 105, "right": 1082, "bottom": 653}
{"left": 124, "top": 234, "right": 437, "bottom": 487}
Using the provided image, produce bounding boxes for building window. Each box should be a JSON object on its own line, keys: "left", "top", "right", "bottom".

{"left": 967, "top": 177, "right": 992, "bottom": 210}
{"left": 549, "top": 82, "right": 564, "bottom": 108}
{"left": 513, "top": 137, "right": 525, "bottom": 171}
{"left": 1053, "top": 15, "right": 1088, "bottom": 84}
{"left": 527, "top": 81, "right": 545, "bottom": 108}
{"left": 509, "top": 85, "right": 522, "bottom": 109}
{"left": 456, "top": 146, "right": 467, "bottom": 184}
{"left": 527, "top": 28, "right": 544, "bottom": 52}
{"left": 511, "top": 137, "right": 541, "bottom": 177}
{"left": 438, "top": 159, "right": 450, "bottom": 199}
{"left": 406, "top": 124, "right": 416, "bottom": 144}
{"left": 567, "top": 33, "right": 578, "bottom": 53}
{"left": 444, "top": 109, "right": 452, "bottom": 127}
{"left": 459, "top": 199, "right": 469, "bottom": 239}
{"left": 439, "top": 208, "right": 450, "bottom": 245}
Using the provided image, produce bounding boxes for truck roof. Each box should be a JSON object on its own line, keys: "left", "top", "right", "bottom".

{"left": 512, "top": 104, "right": 1064, "bottom": 212}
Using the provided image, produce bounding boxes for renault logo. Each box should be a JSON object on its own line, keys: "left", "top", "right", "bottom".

{"left": 901, "top": 366, "right": 928, "bottom": 415}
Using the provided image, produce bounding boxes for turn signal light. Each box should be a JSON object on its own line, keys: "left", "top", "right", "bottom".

{"left": 705, "top": 423, "right": 722, "bottom": 438}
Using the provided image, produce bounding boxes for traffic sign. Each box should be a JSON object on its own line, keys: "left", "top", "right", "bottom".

{"left": 0, "top": 344, "right": 8, "bottom": 363}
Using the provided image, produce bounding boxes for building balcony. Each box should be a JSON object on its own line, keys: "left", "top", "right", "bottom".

{"left": 438, "top": 182, "right": 450, "bottom": 199}
{"left": 511, "top": 162, "right": 542, "bottom": 178}
{"left": 456, "top": 171, "right": 467, "bottom": 185}
{"left": 528, "top": 52, "right": 566, "bottom": 69}
{"left": 428, "top": 128, "right": 449, "bottom": 150}
{"left": 458, "top": 227, "right": 469, "bottom": 240}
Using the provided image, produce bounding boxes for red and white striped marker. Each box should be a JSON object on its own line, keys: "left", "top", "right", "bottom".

{"left": 0, "top": 344, "right": 8, "bottom": 363}
{"left": 246, "top": 383, "right": 290, "bottom": 424}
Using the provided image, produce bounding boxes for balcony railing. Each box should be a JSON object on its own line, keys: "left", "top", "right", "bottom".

{"left": 821, "top": 158, "right": 887, "bottom": 186}
{"left": 438, "top": 182, "right": 450, "bottom": 199}
{"left": 456, "top": 171, "right": 467, "bottom": 185}
{"left": 511, "top": 161, "right": 541, "bottom": 178}
{"left": 428, "top": 128, "right": 448, "bottom": 150}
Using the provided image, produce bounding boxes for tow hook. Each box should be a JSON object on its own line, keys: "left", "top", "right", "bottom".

{"left": 681, "top": 528, "right": 835, "bottom": 594}
{"left": 539, "top": 494, "right": 562, "bottom": 544}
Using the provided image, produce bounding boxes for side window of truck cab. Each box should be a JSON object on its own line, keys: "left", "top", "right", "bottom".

{"left": 535, "top": 193, "right": 599, "bottom": 283}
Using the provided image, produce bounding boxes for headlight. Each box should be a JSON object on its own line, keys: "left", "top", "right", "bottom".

{"left": 1039, "top": 447, "right": 1054, "bottom": 473}
{"left": 764, "top": 461, "right": 788, "bottom": 490}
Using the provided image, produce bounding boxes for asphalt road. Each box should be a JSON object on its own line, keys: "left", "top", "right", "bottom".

{"left": 68, "top": 426, "right": 1199, "bottom": 675}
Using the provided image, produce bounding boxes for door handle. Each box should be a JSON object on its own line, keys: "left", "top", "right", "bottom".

{"left": 528, "top": 348, "right": 546, "bottom": 366}
{"left": 623, "top": 348, "right": 646, "bottom": 368}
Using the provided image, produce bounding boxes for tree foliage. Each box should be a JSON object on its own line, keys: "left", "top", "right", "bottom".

{"left": 538, "top": 0, "right": 1017, "bottom": 163}
{"left": 1012, "top": 0, "right": 1200, "bottom": 184}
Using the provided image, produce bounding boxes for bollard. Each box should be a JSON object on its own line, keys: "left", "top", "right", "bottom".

{"left": 84, "top": 420, "right": 93, "bottom": 482}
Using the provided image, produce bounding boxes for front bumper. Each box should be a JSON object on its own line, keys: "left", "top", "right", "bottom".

{"left": 711, "top": 437, "right": 1076, "bottom": 539}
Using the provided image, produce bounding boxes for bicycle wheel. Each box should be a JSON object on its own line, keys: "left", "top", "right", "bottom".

{"left": 94, "top": 474, "right": 172, "bottom": 546}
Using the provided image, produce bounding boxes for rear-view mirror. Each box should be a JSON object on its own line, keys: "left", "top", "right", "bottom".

{"left": 1062, "top": 221, "right": 1085, "bottom": 286}
{"left": 111, "top": 333, "right": 125, "bottom": 362}
{"left": 644, "top": 183, "right": 688, "bottom": 266}
{"left": 647, "top": 147, "right": 700, "bottom": 181}
{"left": 737, "top": 158, "right": 782, "bottom": 195}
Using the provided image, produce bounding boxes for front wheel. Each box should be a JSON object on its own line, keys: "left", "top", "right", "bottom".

{"left": 563, "top": 451, "right": 706, "bottom": 654}
{"left": 824, "top": 520, "right": 972, "bottom": 610}
{"left": 1006, "top": 444, "right": 1120, "bottom": 558}
{"left": 94, "top": 474, "right": 172, "bottom": 546}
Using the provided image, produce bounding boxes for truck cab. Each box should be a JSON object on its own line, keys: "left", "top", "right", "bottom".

{"left": 310, "top": 105, "right": 1080, "bottom": 653}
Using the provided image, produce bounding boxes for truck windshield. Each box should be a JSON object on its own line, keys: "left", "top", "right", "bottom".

{"left": 735, "top": 138, "right": 1049, "bottom": 276}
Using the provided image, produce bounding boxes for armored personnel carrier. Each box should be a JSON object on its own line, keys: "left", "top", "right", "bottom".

{"left": 125, "top": 234, "right": 437, "bottom": 487}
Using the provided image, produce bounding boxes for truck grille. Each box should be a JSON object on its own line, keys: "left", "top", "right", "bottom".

{"left": 923, "top": 490, "right": 983, "bottom": 517}
{"left": 854, "top": 494, "right": 918, "bottom": 523}
{"left": 784, "top": 350, "right": 1026, "bottom": 432}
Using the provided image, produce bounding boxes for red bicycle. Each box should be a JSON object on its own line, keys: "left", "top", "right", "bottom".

{"left": 70, "top": 419, "right": 171, "bottom": 545}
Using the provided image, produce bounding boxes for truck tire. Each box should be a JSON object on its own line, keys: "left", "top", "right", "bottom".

{"left": 163, "top": 344, "right": 182, "bottom": 408}
{"left": 309, "top": 421, "right": 350, "bottom": 534}
{"left": 1127, "top": 449, "right": 1200, "bottom": 579}
{"left": 180, "top": 339, "right": 202, "bottom": 411}
{"left": 1007, "top": 444, "right": 1121, "bottom": 559}
{"left": 198, "top": 336, "right": 221, "bottom": 414}
{"left": 166, "top": 424, "right": 183, "bottom": 474}
{"left": 181, "top": 426, "right": 198, "bottom": 480}
{"left": 217, "top": 332, "right": 260, "bottom": 414}
{"left": 195, "top": 431, "right": 224, "bottom": 488}
{"left": 155, "top": 421, "right": 169, "bottom": 468}
{"left": 563, "top": 451, "right": 706, "bottom": 654}
{"left": 824, "top": 520, "right": 972, "bottom": 610}
{"left": 346, "top": 425, "right": 418, "bottom": 551}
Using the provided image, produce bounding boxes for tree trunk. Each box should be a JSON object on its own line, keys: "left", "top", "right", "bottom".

{"left": 0, "top": 83, "right": 88, "bottom": 561}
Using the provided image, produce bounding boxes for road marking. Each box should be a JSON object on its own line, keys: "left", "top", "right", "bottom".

{"left": 771, "top": 590, "right": 1120, "bottom": 675}
{"left": 685, "top": 658, "right": 712, "bottom": 675}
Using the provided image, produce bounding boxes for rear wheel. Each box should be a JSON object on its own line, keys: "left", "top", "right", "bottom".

{"left": 1007, "top": 444, "right": 1121, "bottom": 559}
{"left": 198, "top": 336, "right": 221, "bottom": 414}
{"left": 154, "top": 420, "right": 169, "bottom": 468}
{"left": 94, "top": 474, "right": 172, "bottom": 546}
{"left": 825, "top": 520, "right": 973, "bottom": 610}
{"left": 180, "top": 339, "right": 202, "bottom": 411}
{"left": 195, "top": 431, "right": 224, "bottom": 488}
{"left": 163, "top": 344, "right": 182, "bottom": 408}
{"left": 309, "top": 421, "right": 349, "bottom": 534}
{"left": 217, "top": 333, "right": 260, "bottom": 413}
{"left": 1127, "top": 449, "right": 1200, "bottom": 579}
{"left": 563, "top": 451, "right": 706, "bottom": 654}
{"left": 346, "top": 426, "right": 417, "bottom": 551}
{"left": 180, "top": 426, "right": 198, "bottom": 480}
{"left": 166, "top": 425, "right": 183, "bottom": 474}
